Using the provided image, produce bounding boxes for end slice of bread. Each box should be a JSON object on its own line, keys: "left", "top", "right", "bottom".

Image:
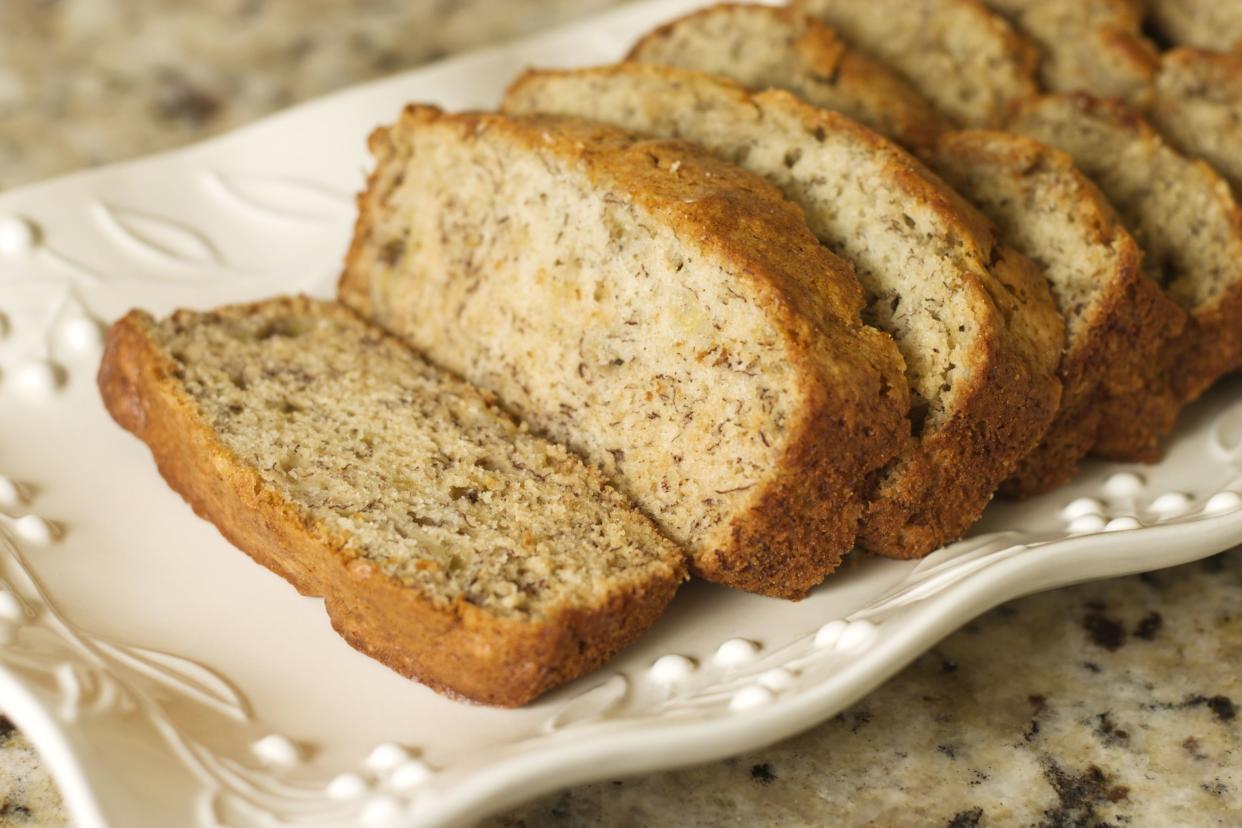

{"left": 793, "top": 0, "right": 1039, "bottom": 127}
{"left": 504, "top": 65, "right": 1064, "bottom": 558}
{"left": 928, "top": 130, "right": 1187, "bottom": 494}
{"left": 1146, "top": 0, "right": 1242, "bottom": 53}
{"left": 979, "top": 0, "right": 1158, "bottom": 104}
{"left": 626, "top": 3, "right": 947, "bottom": 154}
{"left": 1151, "top": 48, "right": 1242, "bottom": 198}
{"left": 97, "top": 297, "right": 685, "bottom": 707}
{"left": 340, "top": 105, "right": 911, "bottom": 597}
{"left": 1011, "top": 93, "right": 1242, "bottom": 458}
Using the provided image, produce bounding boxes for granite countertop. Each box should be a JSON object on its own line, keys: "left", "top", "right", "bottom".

{"left": 1, "top": 1, "right": 1240, "bottom": 826}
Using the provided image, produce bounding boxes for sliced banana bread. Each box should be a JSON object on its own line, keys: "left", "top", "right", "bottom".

{"left": 504, "top": 65, "right": 1064, "bottom": 558}
{"left": 1146, "top": 0, "right": 1242, "bottom": 53}
{"left": 1151, "top": 48, "right": 1242, "bottom": 197}
{"left": 97, "top": 297, "right": 685, "bottom": 707}
{"left": 1011, "top": 93, "right": 1242, "bottom": 458}
{"left": 625, "top": 3, "right": 947, "bottom": 154}
{"left": 339, "top": 106, "right": 910, "bottom": 597}
{"left": 979, "top": 0, "right": 1157, "bottom": 104}
{"left": 793, "top": 0, "right": 1039, "bottom": 127}
{"left": 928, "top": 130, "right": 1187, "bottom": 494}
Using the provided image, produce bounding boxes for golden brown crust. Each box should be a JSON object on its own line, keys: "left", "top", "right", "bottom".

{"left": 624, "top": 3, "right": 948, "bottom": 153}
{"left": 1010, "top": 92, "right": 1242, "bottom": 461}
{"left": 1087, "top": 278, "right": 1188, "bottom": 462}
{"left": 97, "top": 302, "right": 683, "bottom": 706}
{"left": 928, "top": 130, "right": 1186, "bottom": 495}
{"left": 745, "top": 95, "right": 1062, "bottom": 555}
{"left": 341, "top": 105, "right": 910, "bottom": 598}
{"left": 791, "top": 114, "right": 1064, "bottom": 557}
{"left": 754, "top": 98, "right": 1064, "bottom": 553}
{"left": 859, "top": 245, "right": 1062, "bottom": 557}
{"left": 1009, "top": 266, "right": 1188, "bottom": 484}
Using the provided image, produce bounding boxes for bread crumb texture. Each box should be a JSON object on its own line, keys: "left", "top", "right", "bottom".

{"left": 794, "top": 0, "right": 1039, "bottom": 127}
{"left": 626, "top": 3, "right": 946, "bottom": 153}
{"left": 143, "top": 298, "right": 681, "bottom": 620}
{"left": 1010, "top": 94, "right": 1242, "bottom": 409}
{"left": 503, "top": 65, "right": 1063, "bottom": 557}
{"left": 929, "top": 129, "right": 1185, "bottom": 492}
{"left": 1152, "top": 48, "right": 1242, "bottom": 198}
{"left": 341, "top": 105, "right": 910, "bottom": 595}
{"left": 978, "top": 0, "right": 1157, "bottom": 104}
{"left": 1146, "top": 0, "right": 1242, "bottom": 53}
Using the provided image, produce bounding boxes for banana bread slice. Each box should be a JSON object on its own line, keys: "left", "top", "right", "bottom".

{"left": 625, "top": 3, "right": 947, "bottom": 154}
{"left": 928, "top": 130, "right": 1187, "bottom": 494}
{"left": 1011, "top": 93, "right": 1242, "bottom": 459}
{"left": 98, "top": 297, "right": 685, "bottom": 707}
{"left": 504, "top": 65, "right": 1063, "bottom": 558}
{"left": 793, "top": 0, "right": 1039, "bottom": 127}
{"left": 1146, "top": 0, "right": 1242, "bottom": 53}
{"left": 1151, "top": 48, "right": 1242, "bottom": 197}
{"left": 979, "top": 0, "right": 1157, "bottom": 104}
{"left": 339, "top": 106, "right": 910, "bottom": 597}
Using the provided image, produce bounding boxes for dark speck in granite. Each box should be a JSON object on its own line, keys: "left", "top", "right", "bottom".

{"left": 1092, "top": 712, "right": 1129, "bottom": 746}
{"left": 1202, "top": 779, "right": 1229, "bottom": 797}
{"left": 835, "top": 709, "right": 873, "bottom": 733}
{"left": 152, "top": 67, "right": 221, "bottom": 126}
{"left": 1133, "top": 611, "right": 1164, "bottom": 640}
{"left": 0, "top": 802, "right": 33, "bottom": 820}
{"left": 1188, "top": 694, "right": 1237, "bottom": 722}
{"left": 1083, "top": 611, "right": 1127, "bottom": 650}
{"left": 1039, "top": 760, "right": 1116, "bottom": 828}
{"left": 946, "top": 807, "right": 984, "bottom": 828}
{"left": 750, "top": 763, "right": 777, "bottom": 784}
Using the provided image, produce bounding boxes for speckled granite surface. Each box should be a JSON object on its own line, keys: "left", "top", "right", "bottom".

{"left": 490, "top": 553, "right": 1242, "bottom": 827}
{"left": 1, "top": 2, "right": 1240, "bottom": 827}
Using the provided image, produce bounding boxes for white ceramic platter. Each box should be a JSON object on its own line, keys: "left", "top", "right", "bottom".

{"left": 2, "top": 1, "right": 1241, "bottom": 825}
